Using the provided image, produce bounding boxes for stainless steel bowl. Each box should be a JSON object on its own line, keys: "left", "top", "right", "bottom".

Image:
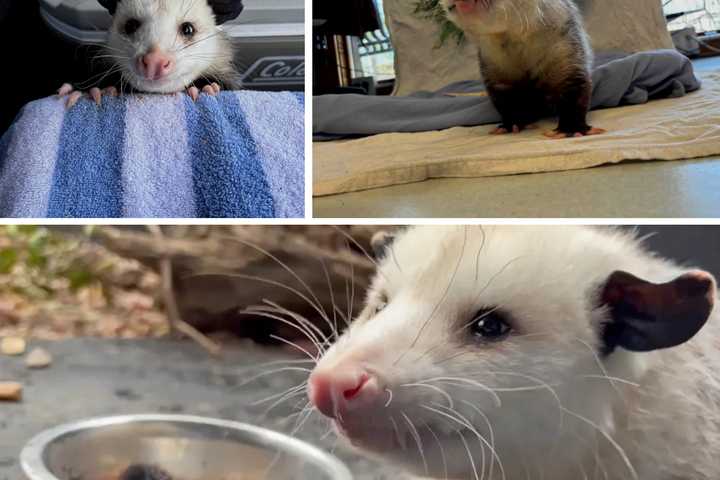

{"left": 21, "top": 414, "right": 353, "bottom": 480}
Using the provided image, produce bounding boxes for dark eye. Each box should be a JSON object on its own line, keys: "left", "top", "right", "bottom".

{"left": 123, "top": 18, "right": 141, "bottom": 36}
{"left": 374, "top": 294, "right": 388, "bottom": 314}
{"left": 470, "top": 309, "right": 512, "bottom": 341}
{"left": 180, "top": 22, "right": 196, "bottom": 38}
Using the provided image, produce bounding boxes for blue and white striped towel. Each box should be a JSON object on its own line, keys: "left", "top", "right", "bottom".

{"left": 0, "top": 91, "right": 304, "bottom": 218}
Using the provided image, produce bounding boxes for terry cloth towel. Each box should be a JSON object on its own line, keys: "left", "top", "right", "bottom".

{"left": 0, "top": 91, "right": 304, "bottom": 218}
{"left": 313, "top": 50, "right": 700, "bottom": 140}
{"left": 313, "top": 70, "right": 720, "bottom": 196}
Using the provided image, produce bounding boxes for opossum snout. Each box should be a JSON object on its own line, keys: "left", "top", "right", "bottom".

{"left": 308, "top": 368, "right": 384, "bottom": 418}
{"left": 137, "top": 48, "right": 175, "bottom": 81}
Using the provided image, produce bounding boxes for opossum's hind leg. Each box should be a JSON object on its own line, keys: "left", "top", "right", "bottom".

{"left": 544, "top": 73, "right": 606, "bottom": 139}
{"left": 57, "top": 83, "right": 118, "bottom": 109}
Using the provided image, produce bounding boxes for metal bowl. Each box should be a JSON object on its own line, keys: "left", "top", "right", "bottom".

{"left": 21, "top": 414, "right": 353, "bottom": 480}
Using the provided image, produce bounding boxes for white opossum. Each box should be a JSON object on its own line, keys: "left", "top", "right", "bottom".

{"left": 308, "top": 226, "right": 719, "bottom": 480}
{"left": 58, "top": 0, "right": 243, "bottom": 107}
{"left": 440, "top": 0, "right": 605, "bottom": 139}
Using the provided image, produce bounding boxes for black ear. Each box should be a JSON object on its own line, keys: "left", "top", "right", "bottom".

{"left": 600, "top": 270, "right": 715, "bottom": 354}
{"left": 98, "top": 0, "right": 119, "bottom": 15}
{"left": 370, "top": 231, "right": 395, "bottom": 260}
{"left": 207, "top": 0, "right": 244, "bottom": 24}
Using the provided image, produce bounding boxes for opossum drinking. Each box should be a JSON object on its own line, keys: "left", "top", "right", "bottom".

{"left": 306, "top": 226, "right": 719, "bottom": 480}
{"left": 442, "top": 0, "right": 605, "bottom": 138}
{"left": 58, "top": 0, "right": 244, "bottom": 107}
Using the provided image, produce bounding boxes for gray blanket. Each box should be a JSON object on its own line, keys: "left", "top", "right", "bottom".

{"left": 314, "top": 50, "right": 700, "bottom": 140}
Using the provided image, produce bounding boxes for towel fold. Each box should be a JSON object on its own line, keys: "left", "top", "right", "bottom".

{"left": 0, "top": 90, "right": 305, "bottom": 218}
{"left": 313, "top": 49, "right": 700, "bottom": 140}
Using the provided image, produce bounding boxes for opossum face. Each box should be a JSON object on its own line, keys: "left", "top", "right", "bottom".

{"left": 308, "top": 226, "right": 715, "bottom": 478}
{"left": 441, "top": 0, "right": 545, "bottom": 35}
{"left": 106, "top": 0, "right": 230, "bottom": 93}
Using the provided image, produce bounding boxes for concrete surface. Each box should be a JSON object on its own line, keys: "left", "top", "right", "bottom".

{"left": 313, "top": 57, "right": 720, "bottom": 219}
{"left": 314, "top": 158, "right": 720, "bottom": 218}
{"left": 0, "top": 339, "right": 405, "bottom": 480}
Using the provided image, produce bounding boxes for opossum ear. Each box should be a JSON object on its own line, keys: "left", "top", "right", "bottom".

{"left": 97, "top": 0, "right": 119, "bottom": 15}
{"left": 370, "top": 231, "right": 395, "bottom": 260}
{"left": 208, "top": 0, "right": 244, "bottom": 24}
{"left": 600, "top": 270, "right": 715, "bottom": 354}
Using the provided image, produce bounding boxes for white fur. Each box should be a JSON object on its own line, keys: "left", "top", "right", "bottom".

{"left": 106, "top": 0, "right": 233, "bottom": 92}
{"left": 313, "top": 226, "right": 720, "bottom": 480}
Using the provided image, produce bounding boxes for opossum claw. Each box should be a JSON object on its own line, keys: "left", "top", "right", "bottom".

{"left": 57, "top": 83, "right": 74, "bottom": 97}
{"left": 66, "top": 91, "right": 83, "bottom": 109}
{"left": 103, "top": 86, "right": 118, "bottom": 97}
{"left": 187, "top": 86, "right": 200, "bottom": 101}
{"left": 90, "top": 88, "right": 103, "bottom": 106}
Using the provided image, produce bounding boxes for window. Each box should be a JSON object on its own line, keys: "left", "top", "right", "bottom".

{"left": 665, "top": 0, "right": 720, "bottom": 33}
{"left": 349, "top": 0, "right": 395, "bottom": 81}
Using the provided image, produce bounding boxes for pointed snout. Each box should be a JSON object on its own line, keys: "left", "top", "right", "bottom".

{"left": 137, "top": 47, "right": 175, "bottom": 81}
{"left": 308, "top": 367, "right": 385, "bottom": 419}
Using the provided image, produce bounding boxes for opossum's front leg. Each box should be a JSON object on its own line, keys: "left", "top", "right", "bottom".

{"left": 486, "top": 84, "right": 540, "bottom": 135}
{"left": 57, "top": 83, "right": 118, "bottom": 109}
{"left": 544, "top": 73, "right": 605, "bottom": 139}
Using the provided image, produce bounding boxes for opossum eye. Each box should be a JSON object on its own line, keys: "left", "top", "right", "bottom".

{"left": 180, "top": 22, "right": 196, "bottom": 38}
{"left": 471, "top": 309, "right": 511, "bottom": 341}
{"left": 373, "top": 294, "right": 388, "bottom": 314}
{"left": 123, "top": 18, "right": 141, "bottom": 36}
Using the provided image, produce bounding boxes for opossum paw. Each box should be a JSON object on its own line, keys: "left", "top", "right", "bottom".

{"left": 490, "top": 124, "right": 535, "bottom": 135}
{"left": 544, "top": 127, "right": 607, "bottom": 139}
{"left": 58, "top": 84, "right": 117, "bottom": 108}
{"left": 490, "top": 124, "right": 519, "bottom": 135}
{"left": 202, "top": 83, "right": 221, "bottom": 96}
{"left": 57, "top": 84, "right": 82, "bottom": 109}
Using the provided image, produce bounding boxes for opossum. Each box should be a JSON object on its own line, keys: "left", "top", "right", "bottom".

{"left": 58, "top": 0, "right": 243, "bottom": 107}
{"left": 307, "top": 226, "right": 719, "bottom": 479}
{"left": 441, "top": 0, "right": 605, "bottom": 138}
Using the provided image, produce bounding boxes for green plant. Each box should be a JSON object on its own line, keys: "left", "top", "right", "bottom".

{"left": 0, "top": 226, "right": 95, "bottom": 298}
{"left": 413, "top": 0, "right": 465, "bottom": 46}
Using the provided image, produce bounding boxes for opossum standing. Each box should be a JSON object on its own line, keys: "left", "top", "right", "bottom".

{"left": 442, "top": 0, "right": 605, "bottom": 139}
{"left": 307, "top": 226, "right": 720, "bottom": 479}
{"left": 58, "top": 0, "right": 243, "bottom": 108}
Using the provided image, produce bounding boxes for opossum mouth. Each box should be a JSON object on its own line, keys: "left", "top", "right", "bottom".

{"left": 335, "top": 416, "right": 463, "bottom": 453}
{"left": 334, "top": 418, "right": 400, "bottom": 450}
{"left": 129, "top": 74, "right": 186, "bottom": 94}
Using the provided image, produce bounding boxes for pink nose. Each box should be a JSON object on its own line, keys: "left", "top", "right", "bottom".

{"left": 138, "top": 49, "right": 175, "bottom": 80}
{"left": 308, "top": 368, "right": 382, "bottom": 418}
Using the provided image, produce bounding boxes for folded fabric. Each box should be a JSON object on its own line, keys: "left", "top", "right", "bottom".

{"left": 314, "top": 70, "right": 720, "bottom": 196}
{"left": 0, "top": 91, "right": 304, "bottom": 218}
{"left": 313, "top": 49, "right": 700, "bottom": 139}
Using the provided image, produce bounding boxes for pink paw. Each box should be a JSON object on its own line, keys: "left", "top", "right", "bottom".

{"left": 187, "top": 82, "right": 221, "bottom": 101}
{"left": 489, "top": 124, "right": 536, "bottom": 135}
{"left": 57, "top": 83, "right": 118, "bottom": 109}
{"left": 543, "top": 127, "right": 607, "bottom": 139}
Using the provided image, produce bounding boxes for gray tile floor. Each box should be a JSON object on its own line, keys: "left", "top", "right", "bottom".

{"left": 314, "top": 58, "right": 720, "bottom": 219}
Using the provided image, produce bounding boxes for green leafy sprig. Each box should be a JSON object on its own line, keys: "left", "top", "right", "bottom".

{"left": 413, "top": 0, "right": 466, "bottom": 46}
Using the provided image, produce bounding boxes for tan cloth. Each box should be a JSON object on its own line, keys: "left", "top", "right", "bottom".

{"left": 386, "top": 0, "right": 674, "bottom": 96}
{"left": 313, "top": 71, "right": 720, "bottom": 197}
